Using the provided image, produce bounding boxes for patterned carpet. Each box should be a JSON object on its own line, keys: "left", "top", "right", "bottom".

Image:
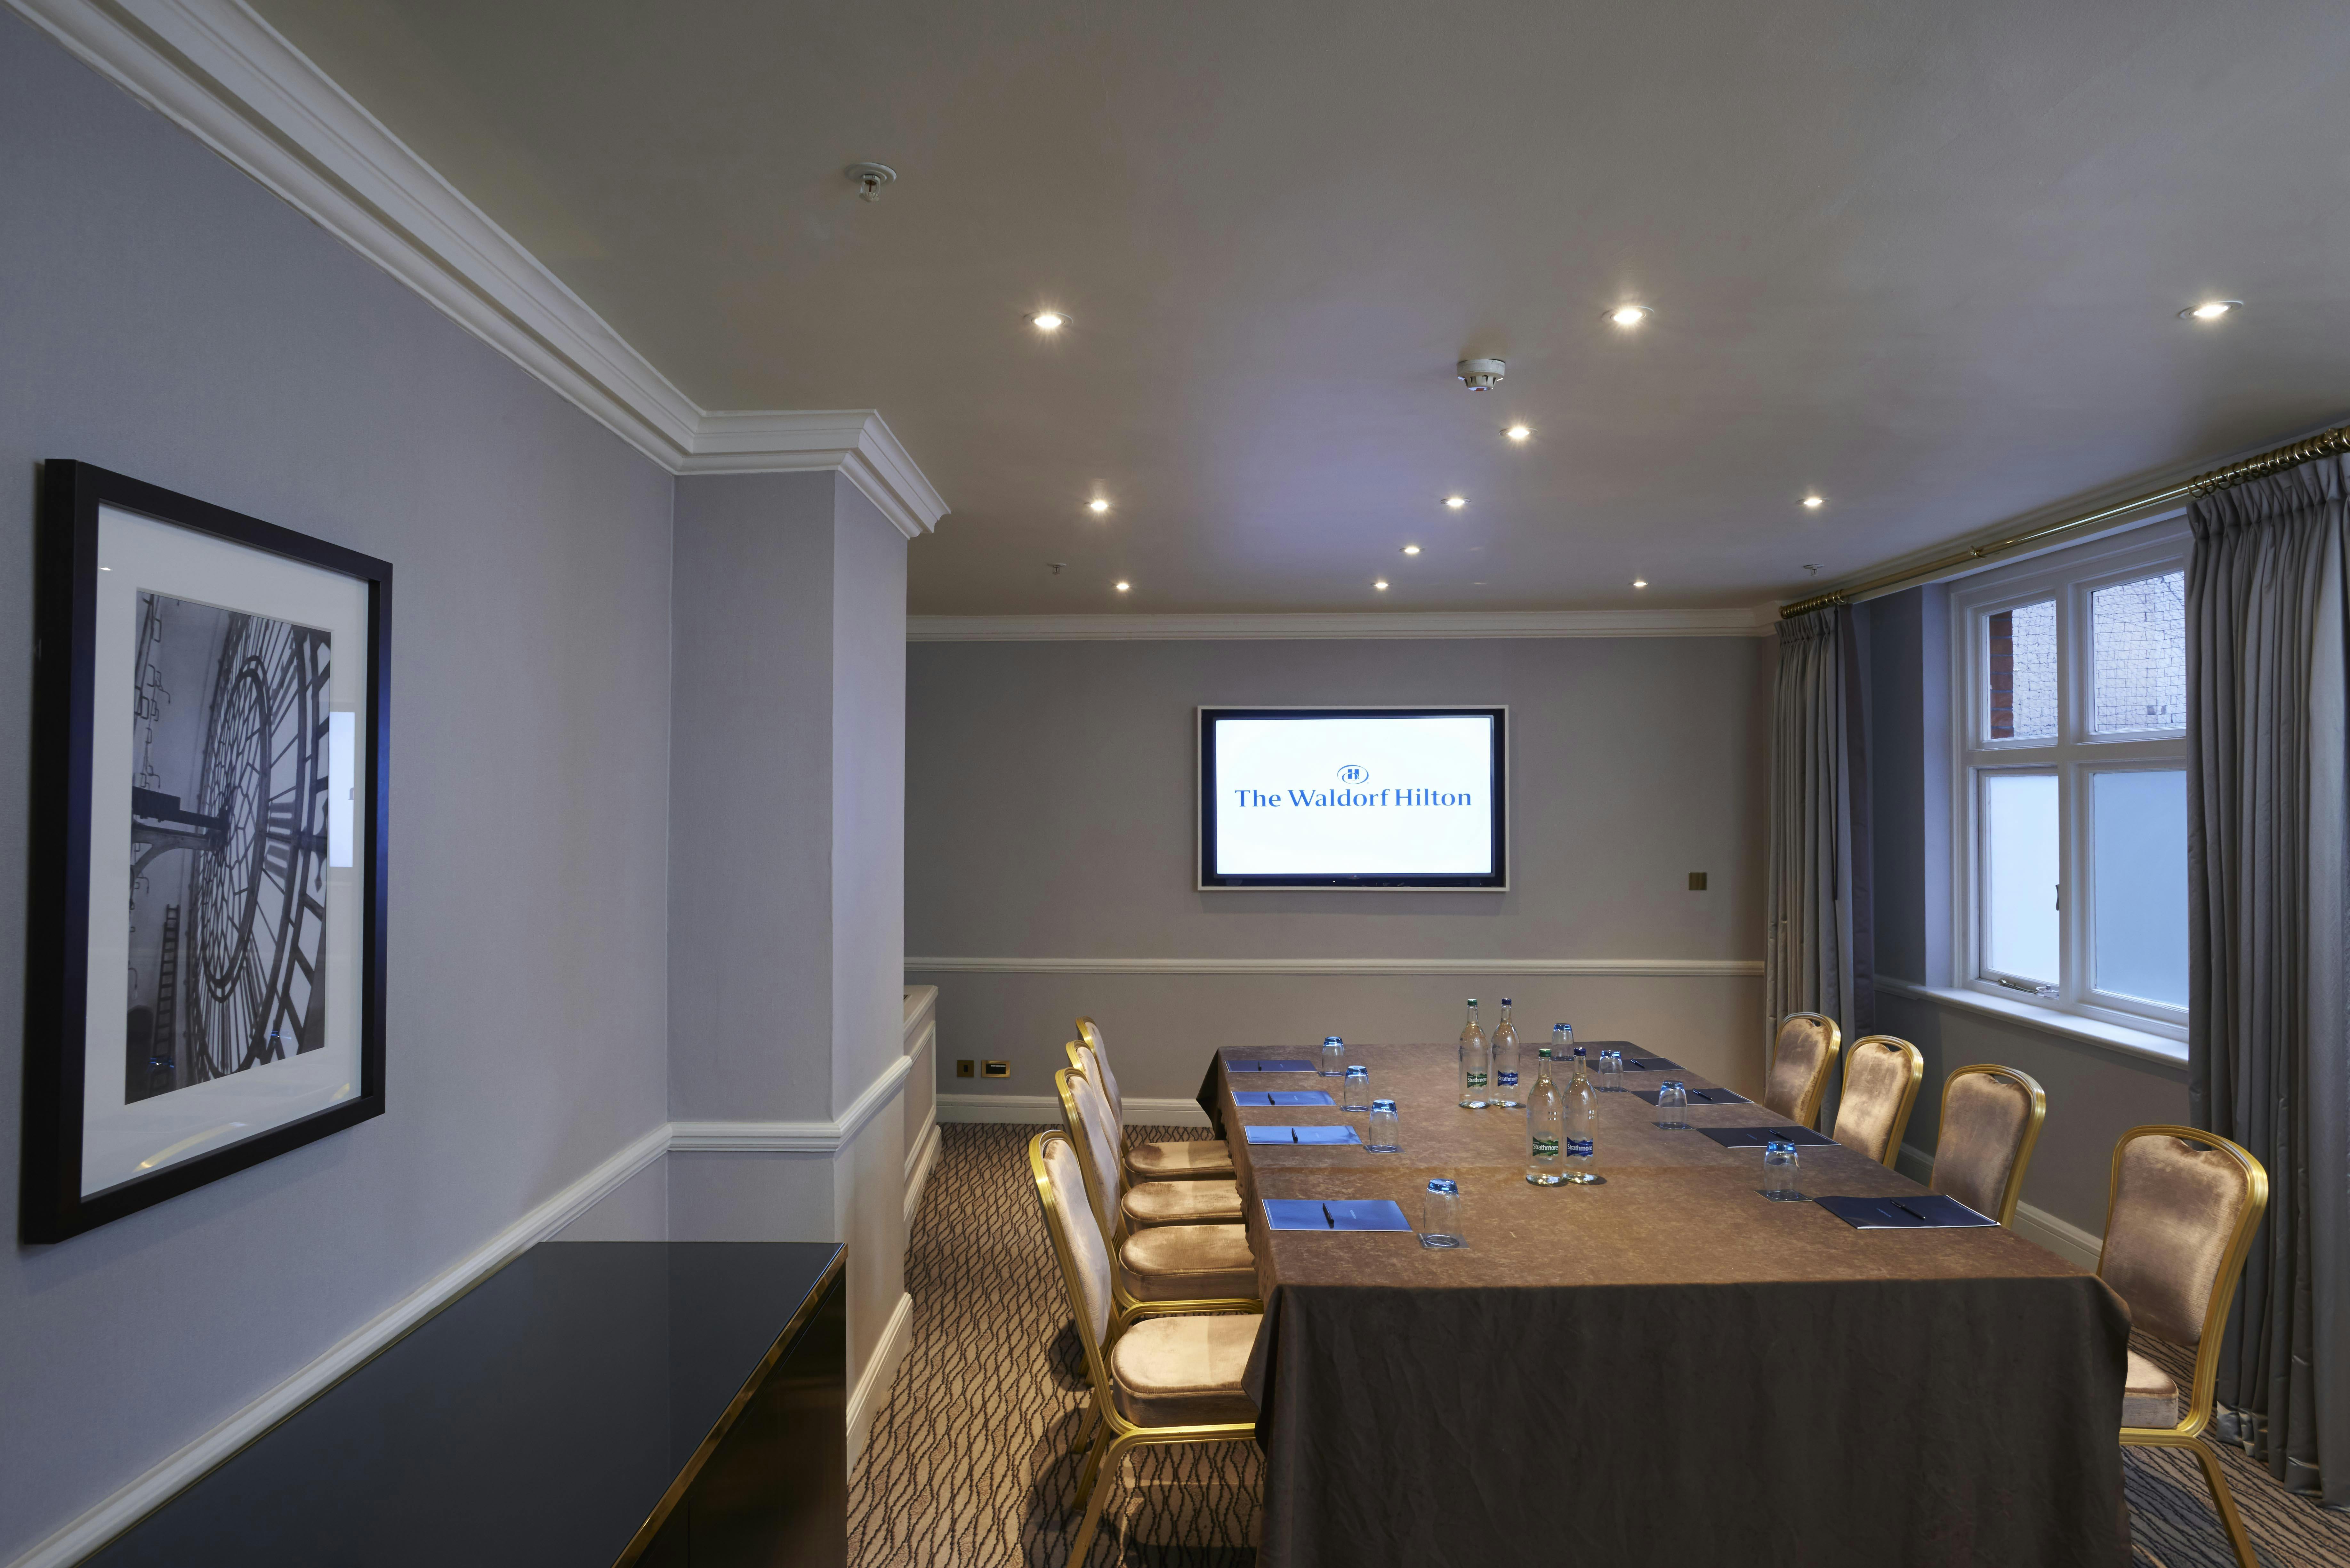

{"left": 849, "top": 1124, "right": 2349, "bottom": 1568}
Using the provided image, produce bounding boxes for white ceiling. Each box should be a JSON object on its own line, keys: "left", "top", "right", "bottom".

{"left": 250, "top": 0, "right": 2350, "bottom": 615}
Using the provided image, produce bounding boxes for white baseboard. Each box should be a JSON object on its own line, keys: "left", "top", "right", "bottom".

{"left": 903, "top": 1116, "right": 942, "bottom": 1228}
{"left": 6, "top": 1122, "right": 672, "bottom": 1568}
{"left": 937, "top": 1092, "right": 1213, "bottom": 1129}
{"left": 846, "top": 1290, "right": 915, "bottom": 1469}
{"left": 1894, "top": 1141, "right": 2102, "bottom": 1270}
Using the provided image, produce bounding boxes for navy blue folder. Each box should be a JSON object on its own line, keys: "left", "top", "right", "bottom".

{"left": 1633, "top": 1086, "right": 1749, "bottom": 1106}
{"left": 1236, "top": 1089, "right": 1338, "bottom": 1107}
{"left": 1244, "top": 1124, "right": 1363, "bottom": 1145}
{"left": 1814, "top": 1194, "right": 1998, "bottom": 1230}
{"left": 1261, "top": 1198, "right": 1413, "bottom": 1231}
{"left": 1227, "top": 1058, "right": 1317, "bottom": 1073}
{"left": 1620, "top": 1056, "right": 1678, "bottom": 1071}
{"left": 1699, "top": 1126, "right": 1837, "bottom": 1149}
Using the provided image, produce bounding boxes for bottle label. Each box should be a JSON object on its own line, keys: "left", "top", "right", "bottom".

{"left": 1531, "top": 1135, "right": 1559, "bottom": 1158}
{"left": 1496, "top": 1071, "right": 1518, "bottom": 1087}
{"left": 1565, "top": 1138, "right": 1594, "bottom": 1159}
{"left": 1465, "top": 1071, "right": 1488, "bottom": 1088}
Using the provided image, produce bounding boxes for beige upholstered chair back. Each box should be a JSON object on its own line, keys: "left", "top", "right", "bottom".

{"left": 1831, "top": 1036, "right": 1924, "bottom": 1166}
{"left": 1927, "top": 1065, "right": 2046, "bottom": 1225}
{"left": 1764, "top": 1012, "right": 1841, "bottom": 1125}
{"left": 1027, "top": 1132, "right": 1115, "bottom": 1382}
{"left": 1074, "top": 1017, "right": 1123, "bottom": 1120}
{"left": 2098, "top": 1128, "right": 2268, "bottom": 1351}
{"left": 1053, "top": 1065, "right": 1126, "bottom": 1242}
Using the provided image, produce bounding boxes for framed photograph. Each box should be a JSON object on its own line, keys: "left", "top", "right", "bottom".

{"left": 22, "top": 462, "right": 390, "bottom": 1243}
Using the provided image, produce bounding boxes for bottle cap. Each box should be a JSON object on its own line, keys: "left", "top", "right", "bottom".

{"left": 1572, "top": 1045, "right": 1587, "bottom": 1055}
{"left": 1371, "top": 1098, "right": 1397, "bottom": 1112}
{"left": 1501, "top": 997, "right": 1512, "bottom": 1005}
{"left": 1553, "top": 1023, "right": 1571, "bottom": 1032}
{"left": 1426, "top": 1177, "right": 1459, "bottom": 1195}
{"left": 1345, "top": 1064, "right": 1369, "bottom": 1077}
{"left": 1466, "top": 997, "right": 1477, "bottom": 1005}
{"left": 1324, "top": 1035, "right": 1343, "bottom": 1045}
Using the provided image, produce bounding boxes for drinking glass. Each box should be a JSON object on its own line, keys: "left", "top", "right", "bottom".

{"left": 1597, "top": 1051, "right": 1624, "bottom": 1092}
{"left": 1420, "top": 1178, "right": 1465, "bottom": 1248}
{"left": 1367, "top": 1098, "right": 1402, "bottom": 1154}
{"left": 1320, "top": 1035, "right": 1347, "bottom": 1076}
{"left": 1654, "top": 1081, "right": 1690, "bottom": 1130}
{"left": 1340, "top": 1063, "right": 1373, "bottom": 1113}
{"left": 1761, "top": 1140, "right": 1804, "bottom": 1201}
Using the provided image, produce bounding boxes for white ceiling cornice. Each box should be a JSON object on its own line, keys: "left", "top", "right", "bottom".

{"left": 8, "top": 0, "right": 947, "bottom": 537}
{"left": 907, "top": 606, "right": 1779, "bottom": 641}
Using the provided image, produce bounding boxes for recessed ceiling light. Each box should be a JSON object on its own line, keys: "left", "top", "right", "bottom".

{"left": 1374, "top": 580, "right": 1389, "bottom": 591}
{"left": 1504, "top": 424, "right": 1532, "bottom": 442}
{"left": 1031, "top": 311, "right": 1066, "bottom": 331}
{"left": 1444, "top": 495, "right": 1467, "bottom": 509}
{"left": 2180, "top": 300, "right": 2241, "bottom": 321}
{"left": 1607, "top": 305, "right": 1651, "bottom": 327}
{"left": 1088, "top": 498, "right": 1109, "bottom": 513}
{"left": 1401, "top": 544, "right": 1421, "bottom": 555}
{"left": 1114, "top": 580, "right": 1130, "bottom": 592}
{"left": 1802, "top": 495, "right": 1824, "bottom": 508}
{"left": 1632, "top": 579, "right": 1649, "bottom": 588}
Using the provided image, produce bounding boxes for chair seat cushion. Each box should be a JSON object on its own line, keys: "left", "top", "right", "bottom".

{"left": 1122, "top": 1178, "right": 1243, "bottom": 1228}
{"left": 2123, "top": 1348, "right": 2181, "bottom": 1430}
{"left": 1125, "top": 1139, "right": 1235, "bottom": 1180}
{"left": 1120, "top": 1224, "right": 1259, "bottom": 1302}
{"left": 1111, "top": 1312, "right": 1262, "bottom": 1428}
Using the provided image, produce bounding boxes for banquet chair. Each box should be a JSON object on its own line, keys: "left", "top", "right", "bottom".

{"left": 1926, "top": 1064, "right": 2047, "bottom": 1225}
{"left": 1763, "top": 1012, "right": 1842, "bottom": 1127}
{"left": 2099, "top": 1126, "right": 2270, "bottom": 1568}
{"left": 1057, "top": 1061, "right": 1243, "bottom": 1230}
{"left": 1055, "top": 1066, "right": 1259, "bottom": 1322}
{"left": 1829, "top": 1035, "right": 1924, "bottom": 1166}
{"left": 1062, "top": 1036, "right": 1232, "bottom": 1181}
{"left": 1027, "top": 1131, "right": 1261, "bottom": 1568}
{"left": 1074, "top": 1016, "right": 1236, "bottom": 1181}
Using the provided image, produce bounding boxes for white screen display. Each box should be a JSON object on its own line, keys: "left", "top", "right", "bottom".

{"left": 1204, "top": 710, "right": 1501, "bottom": 882}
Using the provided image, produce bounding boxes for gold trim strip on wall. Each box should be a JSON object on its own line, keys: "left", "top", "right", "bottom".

{"left": 1779, "top": 420, "right": 2350, "bottom": 620}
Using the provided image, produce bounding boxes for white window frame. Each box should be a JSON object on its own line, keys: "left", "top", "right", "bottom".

{"left": 1947, "top": 520, "right": 2191, "bottom": 1040}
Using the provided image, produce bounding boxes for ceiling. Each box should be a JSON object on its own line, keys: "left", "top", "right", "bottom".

{"left": 249, "top": 0, "right": 2350, "bottom": 615}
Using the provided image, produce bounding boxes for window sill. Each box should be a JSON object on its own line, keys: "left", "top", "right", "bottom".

{"left": 1874, "top": 977, "right": 2189, "bottom": 1068}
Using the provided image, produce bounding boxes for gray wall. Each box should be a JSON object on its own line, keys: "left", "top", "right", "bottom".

{"left": 0, "top": 16, "right": 674, "bottom": 1560}
{"left": 908, "top": 636, "right": 1774, "bottom": 1102}
{"left": 1861, "top": 586, "right": 2188, "bottom": 1237}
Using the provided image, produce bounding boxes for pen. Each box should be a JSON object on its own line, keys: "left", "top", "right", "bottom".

{"left": 1893, "top": 1201, "right": 1932, "bottom": 1224}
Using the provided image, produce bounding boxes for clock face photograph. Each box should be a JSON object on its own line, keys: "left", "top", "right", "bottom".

{"left": 125, "top": 590, "right": 333, "bottom": 1106}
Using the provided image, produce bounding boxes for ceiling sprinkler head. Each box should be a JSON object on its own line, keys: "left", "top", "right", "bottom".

{"left": 845, "top": 162, "right": 897, "bottom": 203}
{"left": 1456, "top": 358, "right": 1505, "bottom": 392}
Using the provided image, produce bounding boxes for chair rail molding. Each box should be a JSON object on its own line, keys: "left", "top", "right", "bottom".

{"left": 907, "top": 606, "right": 1777, "bottom": 641}
{"left": 907, "top": 956, "right": 1765, "bottom": 977}
{"left": 4, "top": 0, "right": 946, "bottom": 536}
{"left": 669, "top": 1052, "right": 914, "bottom": 1152}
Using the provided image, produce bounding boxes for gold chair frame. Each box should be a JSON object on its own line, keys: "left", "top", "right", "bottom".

{"left": 1074, "top": 1015, "right": 1116, "bottom": 1117}
{"left": 1054, "top": 1064, "right": 1259, "bottom": 1324}
{"left": 1771, "top": 1010, "right": 1843, "bottom": 1127}
{"left": 2102, "top": 1125, "right": 2270, "bottom": 1568}
{"left": 1066, "top": 1039, "right": 1230, "bottom": 1183}
{"left": 1026, "top": 1131, "right": 1259, "bottom": 1568}
{"left": 1933, "top": 1063, "right": 2047, "bottom": 1226}
{"left": 1833, "top": 1035, "right": 1925, "bottom": 1167}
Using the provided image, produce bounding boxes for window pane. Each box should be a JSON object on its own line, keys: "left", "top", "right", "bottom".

{"left": 2091, "top": 770, "right": 2188, "bottom": 1005}
{"left": 2092, "top": 570, "right": 2185, "bottom": 732}
{"left": 1983, "top": 772, "right": 2059, "bottom": 983}
{"left": 1987, "top": 600, "right": 2056, "bottom": 740}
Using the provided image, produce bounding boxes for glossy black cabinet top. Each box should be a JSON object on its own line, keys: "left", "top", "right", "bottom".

{"left": 89, "top": 1241, "right": 845, "bottom": 1568}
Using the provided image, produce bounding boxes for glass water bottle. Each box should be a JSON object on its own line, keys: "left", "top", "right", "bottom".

{"left": 1491, "top": 999, "right": 1521, "bottom": 1108}
{"left": 1458, "top": 999, "right": 1489, "bottom": 1109}
{"left": 1524, "top": 1044, "right": 1563, "bottom": 1185}
{"left": 1562, "top": 1044, "right": 1604, "bottom": 1184}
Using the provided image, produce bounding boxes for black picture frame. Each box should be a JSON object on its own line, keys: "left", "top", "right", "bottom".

{"left": 1197, "top": 705, "right": 1509, "bottom": 890}
{"left": 22, "top": 461, "right": 391, "bottom": 1242}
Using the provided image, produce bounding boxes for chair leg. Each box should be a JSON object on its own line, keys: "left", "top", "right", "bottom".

{"left": 1074, "top": 1420, "right": 1110, "bottom": 1505}
{"left": 1068, "top": 1401, "right": 1099, "bottom": 1458}
{"left": 2187, "top": 1437, "right": 2258, "bottom": 1568}
{"left": 1067, "top": 1434, "right": 1131, "bottom": 1567}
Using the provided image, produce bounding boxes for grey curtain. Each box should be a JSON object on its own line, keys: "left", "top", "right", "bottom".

{"left": 2186, "top": 454, "right": 2350, "bottom": 1504}
{"left": 1766, "top": 605, "right": 1875, "bottom": 1079}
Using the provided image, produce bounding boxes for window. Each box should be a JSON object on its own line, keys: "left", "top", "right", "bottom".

{"left": 1951, "top": 527, "right": 2189, "bottom": 1036}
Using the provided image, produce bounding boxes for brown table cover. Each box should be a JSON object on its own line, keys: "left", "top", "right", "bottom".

{"left": 1197, "top": 1043, "right": 2130, "bottom": 1568}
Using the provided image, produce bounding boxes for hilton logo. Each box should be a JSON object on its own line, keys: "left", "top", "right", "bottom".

{"left": 1336, "top": 764, "right": 1369, "bottom": 784}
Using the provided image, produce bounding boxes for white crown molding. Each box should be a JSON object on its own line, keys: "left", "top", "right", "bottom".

{"left": 906, "top": 956, "right": 1764, "bottom": 977}
{"left": 906, "top": 606, "right": 1778, "bottom": 641}
{"left": 6, "top": 0, "right": 946, "bottom": 537}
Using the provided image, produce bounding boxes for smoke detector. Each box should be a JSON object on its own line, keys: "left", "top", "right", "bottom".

{"left": 845, "top": 162, "right": 897, "bottom": 203}
{"left": 1457, "top": 358, "right": 1505, "bottom": 392}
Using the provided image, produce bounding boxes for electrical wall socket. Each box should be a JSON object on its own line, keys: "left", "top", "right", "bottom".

{"left": 982, "top": 1060, "right": 1011, "bottom": 1079}
{"left": 955, "top": 1059, "right": 975, "bottom": 1078}
{"left": 1687, "top": 872, "right": 1708, "bottom": 891}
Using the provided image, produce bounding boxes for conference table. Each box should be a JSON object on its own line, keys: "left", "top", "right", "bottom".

{"left": 1198, "top": 1043, "right": 2130, "bottom": 1568}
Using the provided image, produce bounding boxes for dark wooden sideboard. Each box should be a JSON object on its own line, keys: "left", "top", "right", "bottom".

{"left": 87, "top": 1242, "right": 847, "bottom": 1567}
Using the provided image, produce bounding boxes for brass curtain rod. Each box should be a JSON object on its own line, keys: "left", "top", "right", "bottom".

{"left": 1777, "top": 419, "right": 2350, "bottom": 620}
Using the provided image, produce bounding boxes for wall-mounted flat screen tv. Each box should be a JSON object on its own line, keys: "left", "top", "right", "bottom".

{"left": 1197, "top": 707, "right": 1507, "bottom": 890}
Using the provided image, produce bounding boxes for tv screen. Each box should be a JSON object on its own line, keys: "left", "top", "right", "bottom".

{"left": 1198, "top": 707, "right": 1507, "bottom": 890}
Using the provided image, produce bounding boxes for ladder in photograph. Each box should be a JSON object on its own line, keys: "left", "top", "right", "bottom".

{"left": 150, "top": 903, "right": 181, "bottom": 1078}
